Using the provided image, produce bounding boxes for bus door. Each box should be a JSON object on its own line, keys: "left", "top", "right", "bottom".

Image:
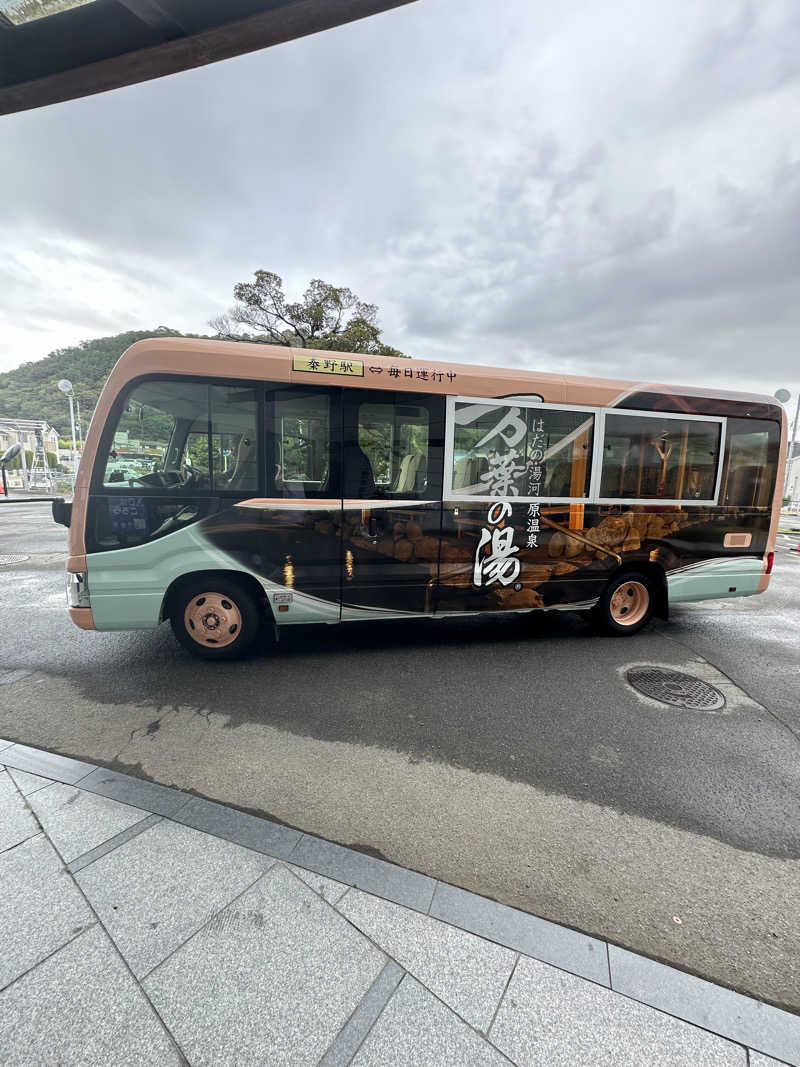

{"left": 256, "top": 385, "right": 343, "bottom": 622}
{"left": 340, "top": 390, "right": 444, "bottom": 619}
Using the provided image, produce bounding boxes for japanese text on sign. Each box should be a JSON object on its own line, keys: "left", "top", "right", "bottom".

{"left": 526, "top": 416, "right": 545, "bottom": 500}
{"left": 473, "top": 501, "right": 521, "bottom": 588}
{"left": 367, "top": 365, "right": 457, "bottom": 383}
{"left": 293, "top": 354, "right": 457, "bottom": 383}
{"left": 525, "top": 501, "right": 540, "bottom": 549}
{"left": 293, "top": 355, "right": 364, "bottom": 377}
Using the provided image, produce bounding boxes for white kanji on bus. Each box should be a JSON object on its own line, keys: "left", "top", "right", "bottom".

{"left": 480, "top": 448, "right": 525, "bottom": 497}
{"left": 475, "top": 406, "right": 527, "bottom": 451}
{"left": 473, "top": 501, "right": 521, "bottom": 587}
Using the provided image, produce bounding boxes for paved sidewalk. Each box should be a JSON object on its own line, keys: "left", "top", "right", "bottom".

{"left": 1, "top": 741, "right": 798, "bottom": 1066}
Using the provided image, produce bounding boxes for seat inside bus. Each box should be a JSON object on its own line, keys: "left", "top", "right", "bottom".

{"left": 453, "top": 454, "right": 488, "bottom": 491}
{"left": 392, "top": 451, "right": 427, "bottom": 493}
{"left": 225, "top": 435, "right": 258, "bottom": 491}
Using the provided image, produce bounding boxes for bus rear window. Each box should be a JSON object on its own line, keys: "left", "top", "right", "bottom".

{"left": 720, "top": 418, "right": 780, "bottom": 508}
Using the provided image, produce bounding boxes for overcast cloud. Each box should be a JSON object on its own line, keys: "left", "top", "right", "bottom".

{"left": 1, "top": 0, "right": 799, "bottom": 400}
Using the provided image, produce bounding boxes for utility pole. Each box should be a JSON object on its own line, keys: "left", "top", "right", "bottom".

{"left": 75, "top": 397, "right": 84, "bottom": 474}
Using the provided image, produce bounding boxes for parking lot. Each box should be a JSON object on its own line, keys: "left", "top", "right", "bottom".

{"left": 1, "top": 502, "right": 799, "bottom": 1012}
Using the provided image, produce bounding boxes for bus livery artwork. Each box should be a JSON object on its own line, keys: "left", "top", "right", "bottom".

{"left": 59, "top": 337, "right": 785, "bottom": 659}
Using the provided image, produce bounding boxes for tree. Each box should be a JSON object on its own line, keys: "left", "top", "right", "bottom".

{"left": 0, "top": 329, "right": 186, "bottom": 438}
{"left": 210, "top": 271, "right": 407, "bottom": 357}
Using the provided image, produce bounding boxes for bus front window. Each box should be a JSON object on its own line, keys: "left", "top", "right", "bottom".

{"left": 101, "top": 381, "right": 210, "bottom": 490}
{"left": 100, "top": 380, "right": 260, "bottom": 493}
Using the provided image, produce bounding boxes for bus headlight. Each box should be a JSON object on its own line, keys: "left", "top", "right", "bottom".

{"left": 66, "top": 571, "right": 91, "bottom": 609}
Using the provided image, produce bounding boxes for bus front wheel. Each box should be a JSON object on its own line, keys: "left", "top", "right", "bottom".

{"left": 170, "top": 578, "right": 262, "bottom": 660}
{"left": 592, "top": 571, "right": 655, "bottom": 636}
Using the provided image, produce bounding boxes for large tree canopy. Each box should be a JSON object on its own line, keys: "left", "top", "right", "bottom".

{"left": 210, "top": 271, "right": 407, "bottom": 357}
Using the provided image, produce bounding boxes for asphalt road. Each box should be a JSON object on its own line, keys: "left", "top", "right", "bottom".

{"left": 1, "top": 501, "right": 799, "bottom": 1012}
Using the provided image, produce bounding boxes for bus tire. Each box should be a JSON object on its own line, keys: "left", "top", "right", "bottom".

{"left": 592, "top": 571, "right": 655, "bottom": 636}
{"left": 170, "top": 577, "right": 262, "bottom": 660}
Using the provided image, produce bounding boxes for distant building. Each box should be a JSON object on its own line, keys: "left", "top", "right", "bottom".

{"left": 787, "top": 451, "right": 800, "bottom": 507}
{"left": 0, "top": 418, "right": 63, "bottom": 487}
{"left": 0, "top": 417, "right": 60, "bottom": 456}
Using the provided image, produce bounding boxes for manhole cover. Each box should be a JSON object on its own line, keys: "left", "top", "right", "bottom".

{"left": 626, "top": 666, "right": 726, "bottom": 711}
{"left": 0, "top": 554, "right": 29, "bottom": 566}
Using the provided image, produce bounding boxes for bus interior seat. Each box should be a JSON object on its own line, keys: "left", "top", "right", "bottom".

{"left": 392, "top": 453, "right": 416, "bottom": 492}
{"left": 392, "top": 452, "right": 426, "bottom": 493}
{"left": 685, "top": 463, "right": 715, "bottom": 498}
{"left": 413, "top": 453, "right": 428, "bottom": 492}
{"left": 453, "top": 455, "right": 479, "bottom": 490}
{"left": 226, "top": 435, "right": 258, "bottom": 491}
{"left": 452, "top": 456, "right": 469, "bottom": 489}
{"left": 726, "top": 464, "right": 761, "bottom": 506}
{"left": 548, "top": 462, "right": 578, "bottom": 498}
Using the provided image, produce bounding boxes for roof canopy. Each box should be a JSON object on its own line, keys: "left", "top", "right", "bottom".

{"left": 0, "top": 0, "right": 414, "bottom": 116}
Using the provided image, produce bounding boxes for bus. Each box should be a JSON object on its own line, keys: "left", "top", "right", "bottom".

{"left": 53, "top": 337, "right": 786, "bottom": 659}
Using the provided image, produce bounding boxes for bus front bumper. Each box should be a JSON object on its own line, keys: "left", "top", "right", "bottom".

{"left": 69, "top": 606, "right": 96, "bottom": 630}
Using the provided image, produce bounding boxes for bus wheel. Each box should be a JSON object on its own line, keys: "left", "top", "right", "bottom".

{"left": 171, "top": 578, "right": 262, "bottom": 660}
{"left": 593, "top": 571, "right": 654, "bottom": 636}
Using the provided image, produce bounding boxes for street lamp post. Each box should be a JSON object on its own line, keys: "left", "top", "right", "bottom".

{"left": 775, "top": 389, "right": 800, "bottom": 504}
{"left": 75, "top": 397, "right": 83, "bottom": 452}
{"left": 789, "top": 395, "right": 800, "bottom": 505}
{"left": 57, "top": 379, "right": 78, "bottom": 486}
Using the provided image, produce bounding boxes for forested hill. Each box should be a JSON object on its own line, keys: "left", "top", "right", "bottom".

{"left": 0, "top": 328, "right": 190, "bottom": 438}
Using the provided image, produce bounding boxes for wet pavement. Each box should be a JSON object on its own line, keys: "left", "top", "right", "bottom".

{"left": 1, "top": 502, "right": 799, "bottom": 1013}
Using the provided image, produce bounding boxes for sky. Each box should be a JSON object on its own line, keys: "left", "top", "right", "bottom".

{"left": 1, "top": 0, "right": 800, "bottom": 404}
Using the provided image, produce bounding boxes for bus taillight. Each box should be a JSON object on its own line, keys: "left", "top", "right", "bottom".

{"left": 766, "top": 552, "right": 775, "bottom": 574}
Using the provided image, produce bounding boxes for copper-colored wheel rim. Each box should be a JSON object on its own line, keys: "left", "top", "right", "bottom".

{"left": 184, "top": 592, "right": 242, "bottom": 648}
{"left": 609, "top": 581, "right": 649, "bottom": 626}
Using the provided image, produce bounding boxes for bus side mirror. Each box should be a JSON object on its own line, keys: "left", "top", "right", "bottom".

{"left": 1, "top": 442, "right": 22, "bottom": 466}
{"left": 52, "top": 498, "right": 72, "bottom": 528}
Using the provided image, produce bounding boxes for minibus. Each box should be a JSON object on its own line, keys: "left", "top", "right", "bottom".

{"left": 54, "top": 338, "right": 785, "bottom": 659}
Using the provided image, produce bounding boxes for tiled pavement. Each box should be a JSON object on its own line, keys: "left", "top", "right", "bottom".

{"left": 1, "top": 740, "right": 798, "bottom": 1067}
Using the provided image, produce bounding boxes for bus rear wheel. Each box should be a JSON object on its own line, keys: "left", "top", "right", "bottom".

{"left": 593, "top": 571, "right": 655, "bottom": 636}
{"left": 170, "top": 578, "right": 262, "bottom": 660}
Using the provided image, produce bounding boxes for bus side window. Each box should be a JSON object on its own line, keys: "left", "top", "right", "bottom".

{"left": 599, "top": 413, "right": 721, "bottom": 502}
{"left": 449, "top": 401, "right": 593, "bottom": 500}
{"left": 209, "top": 385, "right": 259, "bottom": 493}
{"left": 270, "top": 388, "right": 335, "bottom": 499}
{"left": 721, "top": 418, "right": 779, "bottom": 507}
{"left": 345, "top": 394, "right": 442, "bottom": 500}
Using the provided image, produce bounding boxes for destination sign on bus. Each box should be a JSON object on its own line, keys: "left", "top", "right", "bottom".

{"left": 293, "top": 354, "right": 364, "bottom": 377}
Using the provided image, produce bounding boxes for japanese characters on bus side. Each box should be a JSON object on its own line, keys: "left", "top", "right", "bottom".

{"left": 309, "top": 357, "right": 360, "bottom": 374}
{"left": 525, "top": 502, "right": 541, "bottom": 550}
{"left": 473, "top": 501, "right": 521, "bottom": 589}
{"left": 473, "top": 406, "right": 527, "bottom": 497}
{"left": 367, "top": 365, "right": 457, "bottom": 383}
{"left": 525, "top": 415, "right": 545, "bottom": 549}
{"left": 294, "top": 353, "right": 458, "bottom": 382}
{"left": 469, "top": 405, "right": 547, "bottom": 588}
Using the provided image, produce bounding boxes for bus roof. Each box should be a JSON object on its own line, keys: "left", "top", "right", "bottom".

{"left": 106, "top": 337, "right": 782, "bottom": 417}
